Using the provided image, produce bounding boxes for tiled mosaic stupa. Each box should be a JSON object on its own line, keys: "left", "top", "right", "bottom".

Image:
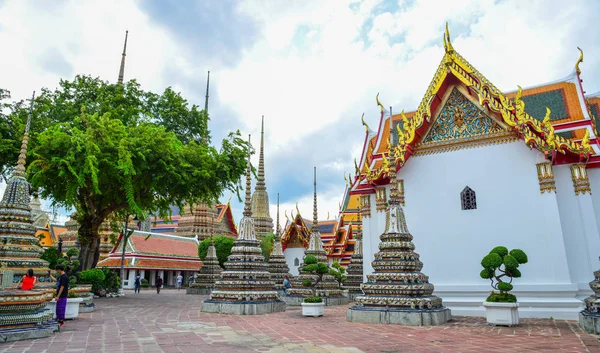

{"left": 347, "top": 134, "right": 451, "bottom": 325}
{"left": 202, "top": 135, "right": 285, "bottom": 315}
{"left": 187, "top": 224, "right": 223, "bottom": 295}
{"left": 60, "top": 213, "right": 80, "bottom": 252}
{"left": 250, "top": 116, "right": 274, "bottom": 239}
{"left": 579, "top": 269, "right": 600, "bottom": 334}
{"left": 267, "top": 194, "right": 291, "bottom": 291}
{"left": 0, "top": 92, "right": 58, "bottom": 341}
{"left": 284, "top": 168, "right": 348, "bottom": 306}
{"left": 344, "top": 238, "right": 364, "bottom": 300}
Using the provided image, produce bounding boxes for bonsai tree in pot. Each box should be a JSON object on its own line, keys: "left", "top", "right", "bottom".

{"left": 300, "top": 255, "right": 329, "bottom": 317}
{"left": 480, "top": 246, "right": 528, "bottom": 326}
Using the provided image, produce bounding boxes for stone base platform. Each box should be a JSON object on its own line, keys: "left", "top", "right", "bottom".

{"left": 579, "top": 311, "right": 600, "bottom": 334}
{"left": 0, "top": 322, "right": 58, "bottom": 343}
{"left": 283, "top": 295, "right": 349, "bottom": 306}
{"left": 347, "top": 292, "right": 362, "bottom": 302}
{"left": 346, "top": 306, "right": 452, "bottom": 326}
{"left": 186, "top": 287, "right": 212, "bottom": 295}
{"left": 202, "top": 300, "right": 286, "bottom": 315}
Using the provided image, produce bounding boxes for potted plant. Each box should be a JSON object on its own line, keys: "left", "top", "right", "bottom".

{"left": 46, "top": 290, "right": 84, "bottom": 320}
{"left": 480, "top": 246, "right": 528, "bottom": 326}
{"left": 300, "top": 255, "right": 329, "bottom": 317}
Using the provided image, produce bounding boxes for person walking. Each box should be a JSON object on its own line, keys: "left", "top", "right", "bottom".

{"left": 17, "top": 269, "right": 37, "bottom": 290}
{"left": 176, "top": 273, "right": 183, "bottom": 291}
{"left": 54, "top": 265, "right": 69, "bottom": 327}
{"left": 134, "top": 272, "right": 142, "bottom": 294}
{"left": 156, "top": 276, "right": 163, "bottom": 294}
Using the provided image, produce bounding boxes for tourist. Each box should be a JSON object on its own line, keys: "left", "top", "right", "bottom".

{"left": 134, "top": 272, "right": 142, "bottom": 294}
{"left": 283, "top": 276, "right": 291, "bottom": 294}
{"left": 17, "top": 269, "right": 37, "bottom": 290}
{"left": 156, "top": 276, "right": 163, "bottom": 294}
{"left": 176, "top": 273, "right": 183, "bottom": 290}
{"left": 54, "top": 264, "right": 69, "bottom": 327}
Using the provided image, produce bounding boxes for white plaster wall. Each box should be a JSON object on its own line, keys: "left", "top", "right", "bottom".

{"left": 587, "top": 168, "right": 600, "bottom": 244}
{"left": 556, "top": 166, "right": 600, "bottom": 298}
{"left": 284, "top": 248, "right": 305, "bottom": 276}
{"left": 361, "top": 140, "right": 581, "bottom": 318}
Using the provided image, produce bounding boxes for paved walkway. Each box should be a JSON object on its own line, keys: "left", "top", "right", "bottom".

{"left": 1, "top": 290, "right": 598, "bottom": 353}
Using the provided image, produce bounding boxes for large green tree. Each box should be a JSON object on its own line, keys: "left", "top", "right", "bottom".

{"left": 17, "top": 76, "right": 250, "bottom": 270}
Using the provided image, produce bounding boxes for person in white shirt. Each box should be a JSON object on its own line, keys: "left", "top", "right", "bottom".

{"left": 176, "top": 274, "right": 183, "bottom": 290}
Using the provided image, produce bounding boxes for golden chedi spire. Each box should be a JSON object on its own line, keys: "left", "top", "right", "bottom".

{"left": 251, "top": 116, "right": 274, "bottom": 239}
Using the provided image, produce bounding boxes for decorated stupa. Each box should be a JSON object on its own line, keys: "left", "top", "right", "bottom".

{"left": 0, "top": 92, "right": 58, "bottom": 341}
{"left": 347, "top": 127, "right": 451, "bottom": 325}
{"left": 344, "top": 238, "right": 364, "bottom": 300}
{"left": 60, "top": 213, "right": 80, "bottom": 252}
{"left": 250, "top": 116, "right": 274, "bottom": 239}
{"left": 202, "top": 135, "right": 285, "bottom": 315}
{"left": 267, "top": 193, "right": 291, "bottom": 291}
{"left": 579, "top": 269, "right": 600, "bottom": 334}
{"left": 187, "top": 223, "right": 223, "bottom": 295}
{"left": 284, "top": 168, "right": 348, "bottom": 306}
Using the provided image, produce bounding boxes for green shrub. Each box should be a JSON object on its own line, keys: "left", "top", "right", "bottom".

{"left": 100, "top": 267, "right": 120, "bottom": 292}
{"left": 329, "top": 262, "right": 346, "bottom": 286}
{"left": 480, "top": 246, "right": 529, "bottom": 302}
{"left": 486, "top": 291, "right": 517, "bottom": 303}
{"left": 78, "top": 269, "right": 106, "bottom": 292}
{"left": 301, "top": 255, "right": 330, "bottom": 303}
{"left": 260, "top": 233, "right": 276, "bottom": 262}
{"left": 198, "top": 236, "right": 235, "bottom": 267}
{"left": 303, "top": 296, "right": 323, "bottom": 303}
{"left": 141, "top": 278, "right": 150, "bottom": 288}
{"left": 40, "top": 247, "right": 61, "bottom": 269}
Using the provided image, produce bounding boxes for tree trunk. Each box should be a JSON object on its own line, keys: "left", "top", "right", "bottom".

{"left": 78, "top": 217, "right": 103, "bottom": 270}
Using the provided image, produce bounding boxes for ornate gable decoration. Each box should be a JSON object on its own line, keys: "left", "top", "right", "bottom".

{"left": 415, "top": 87, "right": 516, "bottom": 155}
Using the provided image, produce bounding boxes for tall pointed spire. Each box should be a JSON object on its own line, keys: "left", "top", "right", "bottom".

{"left": 14, "top": 91, "right": 35, "bottom": 177}
{"left": 276, "top": 193, "right": 280, "bottom": 236}
{"left": 204, "top": 71, "right": 210, "bottom": 113}
{"left": 251, "top": 116, "right": 273, "bottom": 238}
{"left": 267, "top": 192, "right": 290, "bottom": 291}
{"left": 243, "top": 134, "right": 253, "bottom": 218}
{"left": 312, "top": 167, "right": 318, "bottom": 232}
{"left": 117, "top": 30, "right": 129, "bottom": 84}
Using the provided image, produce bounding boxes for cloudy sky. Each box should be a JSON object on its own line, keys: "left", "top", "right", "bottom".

{"left": 1, "top": 0, "right": 599, "bottom": 226}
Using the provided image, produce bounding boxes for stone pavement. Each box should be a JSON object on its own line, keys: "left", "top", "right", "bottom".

{"left": 0, "top": 290, "right": 598, "bottom": 353}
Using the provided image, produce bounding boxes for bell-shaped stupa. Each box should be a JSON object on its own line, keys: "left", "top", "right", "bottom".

{"left": 60, "top": 213, "right": 80, "bottom": 252}
{"left": 347, "top": 132, "right": 451, "bottom": 324}
{"left": 267, "top": 193, "right": 291, "bottom": 291}
{"left": 284, "top": 168, "right": 348, "bottom": 306}
{"left": 0, "top": 92, "right": 58, "bottom": 341}
{"left": 202, "top": 135, "right": 285, "bottom": 315}
{"left": 579, "top": 269, "right": 600, "bottom": 334}
{"left": 344, "top": 236, "right": 364, "bottom": 300}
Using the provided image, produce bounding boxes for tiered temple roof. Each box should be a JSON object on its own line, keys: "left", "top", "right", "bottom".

{"left": 96, "top": 231, "right": 201, "bottom": 271}
{"left": 251, "top": 117, "right": 274, "bottom": 239}
{"left": 204, "top": 136, "right": 283, "bottom": 312}
{"left": 349, "top": 25, "right": 599, "bottom": 195}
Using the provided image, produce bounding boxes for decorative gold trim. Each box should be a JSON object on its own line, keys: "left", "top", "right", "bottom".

{"left": 536, "top": 162, "right": 556, "bottom": 194}
{"left": 571, "top": 164, "right": 592, "bottom": 195}
{"left": 375, "top": 187, "right": 387, "bottom": 212}
{"left": 359, "top": 195, "right": 371, "bottom": 218}
{"left": 576, "top": 47, "right": 584, "bottom": 75}
{"left": 413, "top": 131, "right": 519, "bottom": 156}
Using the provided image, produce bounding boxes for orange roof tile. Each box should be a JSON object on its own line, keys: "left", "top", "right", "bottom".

{"left": 130, "top": 233, "right": 198, "bottom": 258}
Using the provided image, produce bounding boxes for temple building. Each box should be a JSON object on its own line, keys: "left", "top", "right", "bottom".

{"left": 96, "top": 231, "right": 201, "bottom": 289}
{"left": 348, "top": 24, "right": 600, "bottom": 320}
{"left": 282, "top": 208, "right": 356, "bottom": 275}
{"left": 251, "top": 117, "right": 274, "bottom": 239}
{"left": 151, "top": 203, "right": 237, "bottom": 237}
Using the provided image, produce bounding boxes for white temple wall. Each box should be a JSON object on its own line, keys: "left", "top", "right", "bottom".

{"left": 587, "top": 168, "right": 600, "bottom": 241}
{"left": 558, "top": 166, "right": 600, "bottom": 298}
{"left": 283, "top": 247, "right": 305, "bottom": 276}
{"left": 362, "top": 140, "right": 581, "bottom": 319}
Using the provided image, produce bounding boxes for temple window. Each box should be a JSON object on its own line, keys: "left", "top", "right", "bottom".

{"left": 460, "top": 186, "right": 477, "bottom": 210}
{"left": 294, "top": 258, "right": 299, "bottom": 266}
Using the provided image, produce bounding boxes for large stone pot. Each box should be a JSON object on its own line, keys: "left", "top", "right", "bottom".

{"left": 301, "top": 302, "right": 325, "bottom": 317}
{"left": 483, "top": 301, "right": 519, "bottom": 326}
{"left": 46, "top": 297, "right": 84, "bottom": 319}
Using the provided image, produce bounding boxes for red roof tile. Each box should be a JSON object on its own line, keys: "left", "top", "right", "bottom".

{"left": 130, "top": 233, "right": 198, "bottom": 258}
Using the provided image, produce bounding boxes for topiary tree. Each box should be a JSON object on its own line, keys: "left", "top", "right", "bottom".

{"left": 197, "top": 236, "right": 235, "bottom": 267}
{"left": 77, "top": 268, "right": 106, "bottom": 293}
{"left": 480, "top": 246, "right": 528, "bottom": 302}
{"left": 329, "top": 261, "right": 346, "bottom": 286}
{"left": 301, "top": 255, "right": 330, "bottom": 303}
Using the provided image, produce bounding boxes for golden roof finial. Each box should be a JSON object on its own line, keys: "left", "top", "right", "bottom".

{"left": 361, "top": 113, "right": 370, "bottom": 132}
{"left": 376, "top": 93, "right": 384, "bottom": 114}
{"left": 296, "top": 202, "right": 300, "bottom": 215}
{"left": 582, "top": 129, "right": 591, "bottom": 152}
{"left": 575, "top": 47, "right": 584, "bottom": 75}
{"left": 354, "top": 158, "right": 359, "bottom": 174}
{"left": 344, "top": 172, "right": 348, "bottom": 183}
{"left": 542, "top": 107, "right": 551, "bottom": 126}
{"left": 443, "top": 22, "right": 454, "bottom": 53}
